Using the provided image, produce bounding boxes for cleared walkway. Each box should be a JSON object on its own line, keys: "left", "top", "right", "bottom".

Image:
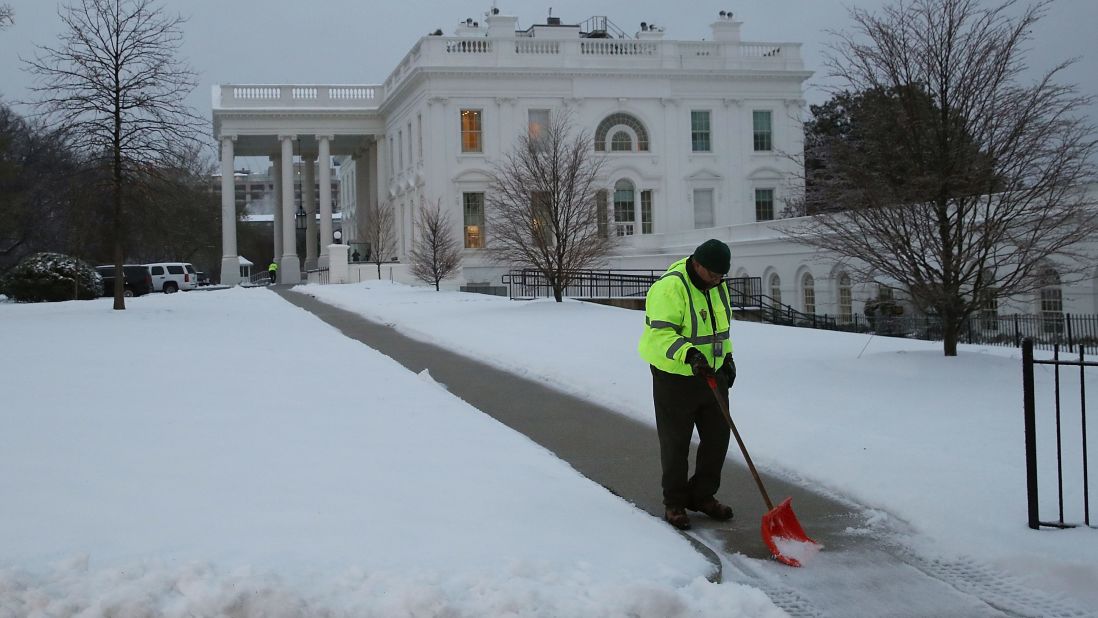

{"left": 275, "top": 287, "right": 1093, "bottom": 618}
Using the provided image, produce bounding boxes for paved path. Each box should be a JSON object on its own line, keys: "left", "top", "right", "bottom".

{"left": 275, "top": 287, "right": 1094, "bottom": 618}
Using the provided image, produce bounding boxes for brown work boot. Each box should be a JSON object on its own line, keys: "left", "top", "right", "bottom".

{"left": 663, "top": 507, "right": 691, "bottom": 530}
{"left": 689, "top": 497, "right": 734, "bottom": 521}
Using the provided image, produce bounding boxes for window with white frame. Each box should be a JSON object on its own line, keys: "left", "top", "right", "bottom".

{"left": 595, "top": 113, "right": 649, "bottom": 152}
{"left": 753, "top": 110, "right": 773, "bottom": 152}
{"left": 613, "top": 179, "right": 635, "bottom": 236}
{"left": 528, "top": 109, "right": 550, "bottom": 138}
{"left": 1039, "top": 267, "right": 1064, "bottom": 333}
{"left": 838, "top": 273, "right": 852, "bottom": 322}
{"left": 460, "top": 109, "right": 482, "bottom": 153}
{"left": 769, "top": 273, "right": 782, "bottom": 305}
{"left": 755, "top": 188, "right": 775, "bottom": 221}
{"left": 802, "top": 272, "right": 816, "bottom": 314}
{"left": 691, "top": 110, "right": 711, "bottom": 152}
{"left": 463, "top": 192, "right": 485, "bottom": 249}
{"left": 641, "top": 190, "right": 653, "bottom": 234}
{"left": 693, "top": 188, "right": 714, "bottom": 229}
{"left": 610, "top": 131, "right": 633, "bottom": 152}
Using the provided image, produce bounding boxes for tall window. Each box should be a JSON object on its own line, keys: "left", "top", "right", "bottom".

{"left": 613, "top": 179, "right": 635, "bottom": 236}
{"left": 388, "top": 137, "right": 394, "bottom": 173}
{"left": 691, "top": 110, "right": 711, "bottom": 152}
{"left": 693, "top": 189, "right": 714, "bottom": 229}
{"left": 398, "top": 130, "right": 404, "bottom": 169}
{"left": 596, "top": 189, "right": 609, "bottom": 238}
{"left": 463, "top": 192, "right": 485, "bottom": 248}
{"left": 802, "top": 273, "right": 816, "bottom": 314}
{"left": 838, "top": 273, "right": 852, "bottom": 322}
{"left": 595, "top": 113, "right": 649, "bottom": 152}
{"left": 531, "top": 191, "right": 552, "bottom": 245}
{"left": 407, "top": 122, "right": 413, "bottom": 166}
{"left": 528, "top": 109, "right": 550, "bottom": 138}
{"left": 769, "top": 273, "right": 782, "bottom": 305}
{"left": 461, "top": 109, "right": 482, "bottom": 153}
{"left": 641, "top": 190, "right": 653, "bottom": 234}
{"left": 753, "top": 110, "right": 773, "bottom": 151}
{"left": 1039, "top": 267, "right": 1064, "bottom": 333}
{"left": 755, "top": 188, "right": 774, "bottom": 221}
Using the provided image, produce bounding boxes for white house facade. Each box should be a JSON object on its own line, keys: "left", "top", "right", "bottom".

{"left": 211, "top": 7, "right": 1098, "bottom": 319}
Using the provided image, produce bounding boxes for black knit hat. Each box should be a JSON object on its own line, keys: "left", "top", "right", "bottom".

{"left": 692, "top": 239, "right": 731, "bottom": 275}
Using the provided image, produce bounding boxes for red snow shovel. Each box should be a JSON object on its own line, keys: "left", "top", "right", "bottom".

{"left": 706, "top": 375, "right": 821, "bottom": 567}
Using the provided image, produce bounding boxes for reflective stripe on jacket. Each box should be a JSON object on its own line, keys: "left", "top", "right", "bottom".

{"left": 637, "top": 257, "right": 733, "bottom": 376}
{"left": 268, "top": 263, "right": 278, "bottom": 272}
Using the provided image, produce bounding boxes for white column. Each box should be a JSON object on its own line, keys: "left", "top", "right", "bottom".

{"left": 272, "top": 156, "right": 283, "bottom": 267}
{"left": 279, "top": 135, "right": 301, "bottom": 284}
{"left": 218, "top": 135, "right": 241, "bottom": 285}
{"left": 318, "top": 135, "right": 333, "bottom": 269}
{"left": 303, "top": 152, "right": 318, "bottom": 271}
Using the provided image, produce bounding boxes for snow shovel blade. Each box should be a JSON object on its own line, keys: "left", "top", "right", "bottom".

{"left": 761, "top": 497, "right": 821, "bottom": 567}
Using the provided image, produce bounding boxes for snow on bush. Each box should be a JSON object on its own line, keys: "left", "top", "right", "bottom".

{"left": 0, "top": 252, "right": 102, "bottom": 302}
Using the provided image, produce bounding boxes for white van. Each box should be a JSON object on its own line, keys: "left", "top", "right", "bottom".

{"left": 146, "top": 262, "right": 199, "bottom": 293}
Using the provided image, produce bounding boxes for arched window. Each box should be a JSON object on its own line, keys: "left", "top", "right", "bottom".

{"left": 838, "top": 273, "right": 852, "bottom": 322}
{"left": 802, "top": 273, "right": 816, "bottom": 315}
{"left": 1039, "top": 267, "right": 1064, "bottom": 333}
{"left": 610, "top": 131, "right": 633, "bottom": 151}
{"left": 595, "top": 113, "right": 649, "bottom": 152}
{"left": 769, "top": 273, "right": 782, "bottom": 305}
{"left": 613, "top": 179, "right": 635, "bottom": 236}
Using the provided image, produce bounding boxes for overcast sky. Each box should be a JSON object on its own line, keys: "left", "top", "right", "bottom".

{"left": 2, "top": 0, "right": 1095, "bottom": 154}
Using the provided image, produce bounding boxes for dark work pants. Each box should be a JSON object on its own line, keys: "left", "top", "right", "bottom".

{"left": 651, "top": 366, "right": 731, "bottom": 509}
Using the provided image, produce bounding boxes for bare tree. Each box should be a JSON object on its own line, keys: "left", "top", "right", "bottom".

{"left": 788, "top": 0, "right": 1097, "bottom": 356}
{"left": 1, "top": 5, "right": 14, "bottom": 29}
{"left": 23, "top": 0, "right": 205, "bottom": 310}
{"left": 486, "top": 111, "right": 611, "bottom": 302}
{"left": 358, "top": 200, "right": 397, "bottom": 279}
{"left": 409, "top": 198, "right": 461, "bottom": 291}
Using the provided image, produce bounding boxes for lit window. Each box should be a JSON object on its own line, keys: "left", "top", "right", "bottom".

{"left": 755, "top": 188, "right": 774, "bottom": 221}
{"left": 753, "top": 110, "right": 772, "bottom": 152}
{"left": 613, "top": 179, "right": 635, "bottom": 236}
{"left": 693, "top": 188, "right": 714, "bottom": 229}
{"left": 802, "top": 272, "right": 816, "bottom": 314}
{"left": 461, "top": 109, "right": 482, "bottom": 153}
{"left": 691, "top": 110, "right": 711, "bottom": 152}
{"left": 641, "top": 190, "right": 653, "bottom": 234}
{"left": 528, "top": 109, "right": 550, "bottom": 138}
{"left": 463, "top": 192, "right": 485, "bottom": 248}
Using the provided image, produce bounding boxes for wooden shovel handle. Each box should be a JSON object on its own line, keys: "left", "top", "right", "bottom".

{"left": 706, "top": 375, "right": 774, "bottom": 511}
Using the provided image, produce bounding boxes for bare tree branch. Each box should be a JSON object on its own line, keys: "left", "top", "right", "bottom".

{"left": 0, "top": 5, "right": 14, "bottom": 29}
{"left": 409, "top": 198, "right": 462, "bottom": 290}
{"left": 791, "top": 0, "right": 1097, "bottom": 355}
{"left": 486, "top": 110, "right": 614, "bottom": 302}
{"left": 20, "top": 0, "right": 206, "bottom": 309}
{"left": 359, "top": 200, "right": 397, "bottom": 279}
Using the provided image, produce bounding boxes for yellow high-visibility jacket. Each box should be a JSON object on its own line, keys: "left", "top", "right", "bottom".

{"left": 268, "top": 262, "right": 278, "bottom": 272}
{"left": 638, "top": 257, "right": 733, "bottom": 376}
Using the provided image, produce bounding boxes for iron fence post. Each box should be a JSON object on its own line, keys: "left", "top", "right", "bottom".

{"left": 1023, "top": 338, "right": 1040, "bottom": 529}
{"left": 1066, "top": 314, "right": 1074, "bottom": 349}
{"left": 1014, "top": 315, "right": 1021, "bottom": 348}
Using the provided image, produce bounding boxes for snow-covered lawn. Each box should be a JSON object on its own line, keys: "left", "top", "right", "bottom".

{"left": 0, "top": 288, "right": 780, "bottom": 617}
{"left": 301, "top": 281, "right": 1098, "bottom": 607}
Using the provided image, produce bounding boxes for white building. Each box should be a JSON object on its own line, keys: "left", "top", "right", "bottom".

{"left": 211, "top": 7, "right": 1097, "bottom": 320}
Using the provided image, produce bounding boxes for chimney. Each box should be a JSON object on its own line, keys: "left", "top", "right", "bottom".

{"left": 710, "top": 11, "right": 742, "bottom": 42}
{"left": 486, "top": 7, "right": 518, "bottom": 38}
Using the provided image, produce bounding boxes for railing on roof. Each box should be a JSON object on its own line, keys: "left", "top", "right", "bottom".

{"left": 214, "top": 84, "right": 383, "bottom": 110}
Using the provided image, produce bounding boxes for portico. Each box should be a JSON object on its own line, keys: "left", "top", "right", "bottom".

{"left": 212, "top": 85, "right": 387, "bottom": 284}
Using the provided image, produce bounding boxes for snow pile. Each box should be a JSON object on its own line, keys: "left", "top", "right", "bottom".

{"left": 0, "top": 289, "right": 782, "bottom": 617}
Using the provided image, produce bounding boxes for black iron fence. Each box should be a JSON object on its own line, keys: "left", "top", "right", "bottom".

{"left": 830, "top": 313, "right": 1098, "bottom": 354}
{"left": 1022, "top": 339, "right": 1095, "bottom": 530}
{"left": 502, "top": 268, "right": 662, "bottom": 300}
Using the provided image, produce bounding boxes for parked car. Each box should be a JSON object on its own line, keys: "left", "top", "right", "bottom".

{"left": 146, "top": 262, "right": 198, "bottom": 293}
{"left": 95, "top": 265, "right": 153, "bottom": 297}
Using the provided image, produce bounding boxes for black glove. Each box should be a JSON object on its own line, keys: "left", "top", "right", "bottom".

{"left": 684, "top": 348, "right": 714, "bottom": 378}
{"left": 720, "top": 356, "right": 737, "bottom": 388}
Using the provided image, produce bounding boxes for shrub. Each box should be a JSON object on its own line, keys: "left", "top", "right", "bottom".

{"left": 0, "top": 252, "right": 102, "bottom": 302}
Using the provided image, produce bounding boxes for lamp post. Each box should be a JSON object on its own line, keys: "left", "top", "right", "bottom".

{"left": 333, "top": 229, "right": 342, "bottom": 244}
{"left": 295, "top": 206, "right": 306, "bottom": 261}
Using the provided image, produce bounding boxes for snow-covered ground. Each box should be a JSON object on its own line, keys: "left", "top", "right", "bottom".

{"left": 0, "top": 288, "right": 779, "bottom": 617}
{"left": 300, "top": 281, "right": 1098, "bottom": 610}
{"left": 3, "top": 281, "right": 1096, "bottom": 615}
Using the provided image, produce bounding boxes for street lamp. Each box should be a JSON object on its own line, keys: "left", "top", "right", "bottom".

{"left": 333, "top": 229, "right": 342, "bottom": 244}
{"left": 295, "top": 206, "right": 306, "bottom": 258}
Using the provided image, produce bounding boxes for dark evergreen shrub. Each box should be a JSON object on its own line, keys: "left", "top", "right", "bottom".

{"left": 0, "top": 252, "right": 102, "bottom": 302}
